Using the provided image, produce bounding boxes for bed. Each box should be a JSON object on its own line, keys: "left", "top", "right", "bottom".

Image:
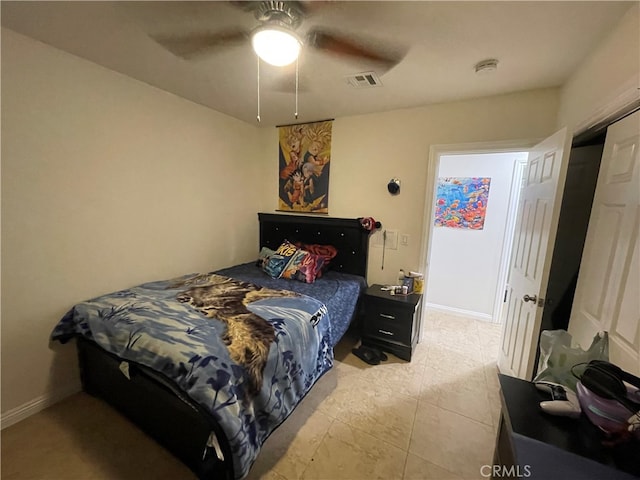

{"left": 51, "top": 213, "right": 371, "bottom": 480}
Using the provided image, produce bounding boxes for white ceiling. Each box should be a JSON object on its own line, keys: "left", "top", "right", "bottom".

{"left": 1, "top": 1, "right": 633, "bottom": 127}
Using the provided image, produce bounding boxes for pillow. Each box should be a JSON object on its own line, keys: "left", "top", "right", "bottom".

{"left": 294, "top": 242, "right": 337, "bottom": 277}
{"left": 256, "top": 247, "right": 275, "bottom": 269}
{"left": 280, "top": 249, "right": 309, "bottom": 281}
{"left": 281, "top": 250, "right": 326, "bottom": 283}
{"left": 263, "top": 240, "right": 299, "bottom": 278}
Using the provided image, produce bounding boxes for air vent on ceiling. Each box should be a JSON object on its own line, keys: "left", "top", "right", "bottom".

{"left": 345, "top": 71, "right": 382, "bottom": 88}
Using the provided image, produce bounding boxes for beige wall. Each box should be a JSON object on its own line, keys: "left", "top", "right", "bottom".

{"left": 557, "top": 2, "right": 639, "bottom": 132}
{"left": 1, "top": 29, "right": 264, "bottom": 418}
{"left": 262, "top": 88, "right": 560, "bottom": 286}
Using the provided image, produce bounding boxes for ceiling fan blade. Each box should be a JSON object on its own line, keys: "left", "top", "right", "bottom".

{"left": 294, "top": 0, "right": 333, "bottom": 17}
{"left": 227, "top": 1, "right": 259, "bottom": 12}
{"left": 151, "top": 29, "right": 248, "bottom": 60}
{"left": 306, "top": 28, "right": 407, "bottom": 71}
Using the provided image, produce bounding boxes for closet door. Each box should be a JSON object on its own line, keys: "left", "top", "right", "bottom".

{"left": 568, "top": 110, "right": 640, "bottom": 375}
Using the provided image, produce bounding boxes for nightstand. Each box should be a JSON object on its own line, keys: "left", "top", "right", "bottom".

{"left": 361, "top": 284, "right": 423, "bottom": 361}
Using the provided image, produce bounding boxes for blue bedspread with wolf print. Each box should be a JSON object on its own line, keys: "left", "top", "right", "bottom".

{"left": 51, "top": 273, "right": 333, "bottom": 479}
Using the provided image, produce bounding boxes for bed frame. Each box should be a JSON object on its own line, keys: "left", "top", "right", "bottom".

{"left": 76, "top": 213, "right": 372, "bottom": 479}
{"left": 258, "top": 212, "right": 370, "bottom": 278}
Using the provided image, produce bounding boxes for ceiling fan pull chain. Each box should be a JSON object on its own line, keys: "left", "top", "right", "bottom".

{"left": 256, "top": 56, "right": 261, "bottom": 123}
{"left": 295, "top": 57, "right": 299, "bottom": 120}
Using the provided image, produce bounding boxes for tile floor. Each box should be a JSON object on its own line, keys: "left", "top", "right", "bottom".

{"left": 1, "top": 309, "right": 503, "bottom": 480}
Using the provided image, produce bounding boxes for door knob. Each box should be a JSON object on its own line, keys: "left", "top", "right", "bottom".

{"left": 523, "top": 294, "right": 537, "bottom": 303}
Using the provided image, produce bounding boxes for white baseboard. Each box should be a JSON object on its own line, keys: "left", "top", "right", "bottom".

{"left": 425, "top": 303, "right": 495, "bottom": 323}
{"left": 1, "top": 382, "right": 81, "bottom": 430}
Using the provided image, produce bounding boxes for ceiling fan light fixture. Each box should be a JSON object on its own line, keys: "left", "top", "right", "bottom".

{"left": 251, "top": 25, "right": 302, "bottom": 67}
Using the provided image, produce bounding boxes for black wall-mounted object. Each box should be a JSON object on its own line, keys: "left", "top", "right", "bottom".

{"left": 387, "top": 178, "right": 401, "bottom": 195}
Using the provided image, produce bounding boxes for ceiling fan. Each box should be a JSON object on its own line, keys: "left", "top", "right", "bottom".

{"left": 150, "top": 0, "right": 406, "bottom": 71}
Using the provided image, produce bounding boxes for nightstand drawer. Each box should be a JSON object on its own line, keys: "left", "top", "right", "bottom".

{"left": 364, "top": 302, "right": 416, "bottom": 345}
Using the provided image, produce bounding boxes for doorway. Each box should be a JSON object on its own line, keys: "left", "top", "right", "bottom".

{"left": 423, "top": 149, "right": 528, "bottom": 324}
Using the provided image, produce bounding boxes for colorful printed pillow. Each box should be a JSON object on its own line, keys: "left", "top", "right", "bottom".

{"left": 298, "top": 252, "right": 326, "bottom": 283}
{"left": 281, "top": 250, "right": 326, "bottom": 283}
{"left": 263, "top": 240, "right": 299, "bottom": 278}
{"left": 256, "top": 247, "right": 275, "bottom": 269}
{"left": 280, "top": 249, "right": 309, "bottom": 280}
{"left": 294, "top": 242, "right": 337, "bottom": 277}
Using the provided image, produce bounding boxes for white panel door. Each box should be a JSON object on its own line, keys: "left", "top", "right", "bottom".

{"left": 569, "top": 110, "right": 640, "bottom": 375}
{"left": 498, "top": 128, "right": 571, "bottom": 379}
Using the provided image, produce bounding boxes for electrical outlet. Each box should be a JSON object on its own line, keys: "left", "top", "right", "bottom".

{"left": 401, "top": 233, "right": 409, "bottom": 246}
{"left": 385, "top": 230, "right": 398, "bottom": 250}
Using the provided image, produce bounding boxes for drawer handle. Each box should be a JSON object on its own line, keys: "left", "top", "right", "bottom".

{"left": 378, "top": 329, "right": 395, "bottom": 336}
{"left": 379, "top": 313, "right": 395, "bottom": 320}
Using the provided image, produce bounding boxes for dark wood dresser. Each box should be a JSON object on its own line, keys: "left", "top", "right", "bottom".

{"left": 494, "top": 374, "right": 639, "bottom": 480}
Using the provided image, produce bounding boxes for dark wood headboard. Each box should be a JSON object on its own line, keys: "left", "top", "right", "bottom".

{"left": 258, "top": 213, "right": 370, "bottom": 278}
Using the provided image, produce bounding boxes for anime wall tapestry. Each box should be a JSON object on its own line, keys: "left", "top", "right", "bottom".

{"left": 434, "top": 177, "right": 492, "bottom": 230}
{"left": 278, "top": 120, "right": 332, "bottom": 214}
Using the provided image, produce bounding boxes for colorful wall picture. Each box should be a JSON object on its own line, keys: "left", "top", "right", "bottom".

{"left": 434, "top": 177, "right": 492, "bottom": 229}
{"left": 278, "top": 120, "right": 332, "bottom": 214}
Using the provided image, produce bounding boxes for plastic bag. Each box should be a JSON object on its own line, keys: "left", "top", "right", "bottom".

{"left": 533, "top": 329, "right": 609, "bottom": 392}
